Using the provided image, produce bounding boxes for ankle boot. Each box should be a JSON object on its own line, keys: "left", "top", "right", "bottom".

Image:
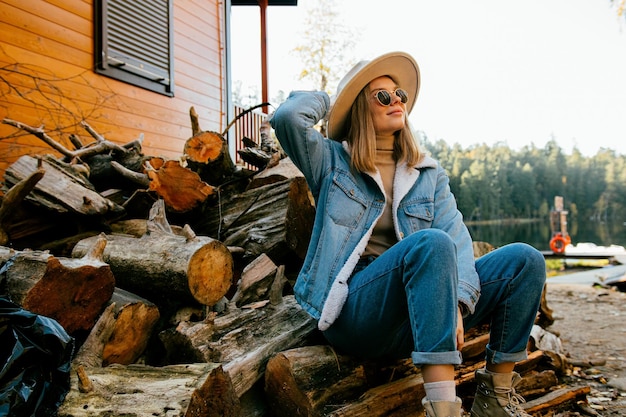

{"left": 422, "top": 397, "right": 463, "bottom": 417}
{"left": 470, "top": 369, "right": 531, "bottom": 417}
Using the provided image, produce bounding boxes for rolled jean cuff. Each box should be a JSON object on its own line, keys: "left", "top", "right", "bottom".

{"left": 485, "top": 345, "right": 528, "bottom": 364}
{"left": 411, "top": 350, "right": 463, "bottom": 366}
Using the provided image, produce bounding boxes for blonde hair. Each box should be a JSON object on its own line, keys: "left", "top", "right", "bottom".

{"left": 345, "top": 85, "right": 422, "bottom": 173}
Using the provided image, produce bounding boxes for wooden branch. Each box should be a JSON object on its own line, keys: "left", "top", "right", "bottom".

{"left": 110, "top": 160, "right": 150, "bottom": 187}
{"left": 2, "top": 118, "right": 74, "bottom": 157}
{"left": 0, "top": 159, "right": 45, "bottom": 245}
{"left": 190, "top": 106, "right": 201, "bottom": 136}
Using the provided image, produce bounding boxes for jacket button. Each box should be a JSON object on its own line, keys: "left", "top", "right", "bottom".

{"left": 399, "top": 232, "right": 404, "bottom": 239}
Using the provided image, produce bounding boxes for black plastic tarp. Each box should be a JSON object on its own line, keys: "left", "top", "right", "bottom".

{"left": 0, "top": 297, "right": 75, "bottom": 416}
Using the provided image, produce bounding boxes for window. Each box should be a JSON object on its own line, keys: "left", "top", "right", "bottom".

{"left": 95, "top": 0, "right": 174, "bottom": 96}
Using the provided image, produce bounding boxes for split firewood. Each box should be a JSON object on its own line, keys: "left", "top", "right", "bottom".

{"left": 237, "top": 145, "right": 273, "bottom": 170}
{"left": 73, "top": 303, "right": 118, "bottom": 369}
{"left": 57, "top": 363, "right": 240, "bottom": 417}
{"left": 145, "top": 158, "right": 215, "bottom": 212}
{"left": 3, "top": 155, "right": 124, "bottom": 216}
{"left": 71, "top": 223, "right": 234, "bottom": 308}
{"left": 264, "top": 346, "right": 548, "bottom": 417}
{"left": 159, "top": 295, "right": 316, "bottom": 397}
{"left": 194, "top": 176, "right": 315, "bottom": 262}
{"left": 0, "top": 158, "right": 45, "bottom": 245}
{"left": 230, "top": 253, "right": 277, "bottom": 307}
{"left": 537, "top": 284, "right": 555, "bottom": 327}
{"left": 522, "top": 385, "right": 591, "bottom": 414}
{"left": 246, "top": 156, "right": 304, "bottom": 190}
{"left": 2, "top": 235, "right": 115, "bottom": 334}
{"left": 100, "top": 288, "right": 161, "bottom": 366}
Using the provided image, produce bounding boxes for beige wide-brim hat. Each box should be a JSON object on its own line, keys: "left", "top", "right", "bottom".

{"left": 327, "top": 51, "right": 420, "bottom": 140}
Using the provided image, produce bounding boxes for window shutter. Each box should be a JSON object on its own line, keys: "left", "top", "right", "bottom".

{"left": 96, "top": 0, "right": 174, "bottom": 95}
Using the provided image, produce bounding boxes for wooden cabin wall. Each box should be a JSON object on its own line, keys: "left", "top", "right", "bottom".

{"left": 0, "top": 0, "right": 227, "bottom": 178}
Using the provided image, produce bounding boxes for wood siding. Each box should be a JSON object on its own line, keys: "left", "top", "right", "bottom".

{"left": 0, "top": 0, "right": 227, "bottom": 177}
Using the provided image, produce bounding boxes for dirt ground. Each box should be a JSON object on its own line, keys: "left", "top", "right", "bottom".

{"left": 543, "top": 280, "right": 626, "bottom": 416}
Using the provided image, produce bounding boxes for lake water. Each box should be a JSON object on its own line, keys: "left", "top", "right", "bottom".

{"left": 465, "top": 219, "right": 626, "bottom": 252}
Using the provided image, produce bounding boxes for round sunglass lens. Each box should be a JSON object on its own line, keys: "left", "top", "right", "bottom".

{"left": 376, "top": 90, "right": 392, "bottom": 105}
{"left": 396, "top": 89, "right": 408, "bottom": 103}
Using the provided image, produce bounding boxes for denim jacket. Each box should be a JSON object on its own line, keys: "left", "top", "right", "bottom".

{"left": 270, "top": 91, "right": 480, "bottom": 331}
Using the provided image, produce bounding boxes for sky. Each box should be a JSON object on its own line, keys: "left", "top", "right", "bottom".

{"left": 230, "top": 0, "right": 626, "bottom": 157}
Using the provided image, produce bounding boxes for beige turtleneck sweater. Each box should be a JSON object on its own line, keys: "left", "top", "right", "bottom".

{"left": 362, "top": 134, "right": 398, "bottom": 257}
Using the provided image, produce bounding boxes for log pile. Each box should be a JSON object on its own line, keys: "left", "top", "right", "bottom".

{"left": 0, "top": 112, "right": 595, "bottom": 416}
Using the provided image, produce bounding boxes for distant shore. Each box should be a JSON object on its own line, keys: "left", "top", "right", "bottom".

{"left": 464, "top": 218, "right": 540, "bottom": 226}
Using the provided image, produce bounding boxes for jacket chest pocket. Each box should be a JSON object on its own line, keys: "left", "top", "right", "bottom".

{"left": 402, "top": 201, "right": 434, "bottom": 231}
{"left": 326, "top": 173, "right": 367, "bottom": 228}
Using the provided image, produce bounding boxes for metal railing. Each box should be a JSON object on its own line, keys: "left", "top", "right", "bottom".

{"left": 232, "top": 105, "right": 268, "bottom": 169}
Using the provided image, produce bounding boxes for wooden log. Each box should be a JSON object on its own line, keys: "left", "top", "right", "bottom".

{"left": 145, "top": 158, "right": 215, "bottom": 213}
{"left": 522, "top": 385, "right": 591, "bottom": 414}
{"left": 3, "top": 235, "right": 115, "bottom": 334}
{"left": 101, "top": 288, "right": 161, "bottom": 366}
{"left": 247, "top": 156, "right": 304, "bottom": 190}
{"left": 230, "top": 253, "right": 277, "bottom": 307}
{"left": 57, "top": 363, "right": 241, "bottom": 417}
{"left": 159, "top": 295, "right": 316, "bottom": 397}
{"left": 0, "top": 159, "right": 45, "bottom": 245}
{"left": 194, "top": 176, "right": 315, "bottom": 262}
{"left": 71, "top": 228, "right": 234, "bottom": 308}
{"left": 264, "top": 346, "right": 547, "bottom": 417}
{"left": 3, "top": 155, "right": 124, "bottom": 216}
{"left": 183, "top": 130, "right": 237, "bottom": 186}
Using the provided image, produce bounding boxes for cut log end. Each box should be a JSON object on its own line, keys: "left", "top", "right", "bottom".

{"left": 184, "top": 131, "right": 226, "bottom": 164}
{"left": 187, "top": 240, "right": 234, "bottom": 306}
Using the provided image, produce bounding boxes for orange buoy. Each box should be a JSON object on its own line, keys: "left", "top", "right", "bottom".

{"left": 549, "top": 233, "right": 570, "bottom": 254}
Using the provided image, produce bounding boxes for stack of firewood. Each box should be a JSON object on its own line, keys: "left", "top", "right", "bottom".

{"left": 0, "top": 111, "right": 590, "bottom": 416}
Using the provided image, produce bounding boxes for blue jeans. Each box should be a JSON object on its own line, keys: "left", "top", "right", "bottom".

{"left": 323, "top": 229, "right": 546, "bottom": 366}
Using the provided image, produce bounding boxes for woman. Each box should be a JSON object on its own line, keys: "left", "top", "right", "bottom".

{"left": 269, "top": 51, "right": 546, "bottom": 417}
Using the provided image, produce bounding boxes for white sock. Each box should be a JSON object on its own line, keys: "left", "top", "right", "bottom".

{"left": 423, "top": 380, "right": 457, "bottom": 402}
{"left": 485, "top": 369, "right": 513, "bottom": 388}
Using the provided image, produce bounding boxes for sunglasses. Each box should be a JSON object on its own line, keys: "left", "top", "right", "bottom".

{"left": 372, "top": 88, "right": 409, "bottom": 106}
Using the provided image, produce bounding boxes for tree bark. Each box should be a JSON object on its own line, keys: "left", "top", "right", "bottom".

{"left": 264, "top": 346, "right": 548, "bottom": 417}
{"left": 57, "top": 363, "right": 240, "bottom": 417}
{"left": 101, "top": 288, "right": 161, "bottom": 366}
{"left": 3, "top": 155, "right": 124, "bottom": 216}
{"left": 71, "top": 228, "right": 233, "bottom": 308}
{"left": 0, "top": 160, "right": 45, "bottom": 245}
{"left": 3, "top": 235, "right": 115, "bottom": 334}
{"left": 159, "top": 295, "right": 316, "bottom": 397}
{"left": 194, "top": 176, "right": 314, "bottom": 262}
{"left": 145, "top": 158, "right": 215, "bottom": 213}
{"left": 184, "top": 130, "right": 237, "bottom": 186}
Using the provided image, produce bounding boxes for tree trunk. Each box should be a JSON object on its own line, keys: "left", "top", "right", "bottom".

{"left": 57, "top": 363, "right": 240, "bottom": 417}
{"left": 3, "top": 155, "right": 124, "bottom": 216}
{"left": 184, "top": 130, "right": 237, "bottom": 186}
{"left": 159, "top": 295, "right": 316, "bottom": 397}
{"left": 194, "top": 176, "right": 314, "bottom": 262}
{"left": 71, "top": 228, "right": 234, "bottom": 308}
{"left": 2, "top": 235, "right": 115, "bottom": 334}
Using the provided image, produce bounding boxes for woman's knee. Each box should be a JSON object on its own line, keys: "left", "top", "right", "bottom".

{"left": 504, "top": 242, "right": 546, "bottom": 286}
{"left": 406, "top": 228, "right": 455, "bottom": 254}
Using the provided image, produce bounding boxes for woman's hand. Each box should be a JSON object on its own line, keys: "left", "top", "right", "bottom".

{"left": 456, "top": 307, "right": 465, "bottom": 350}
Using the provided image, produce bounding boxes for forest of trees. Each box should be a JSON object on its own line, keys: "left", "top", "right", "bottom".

{"left": 419, "top": 135, "right": 626, "bottom": 225}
